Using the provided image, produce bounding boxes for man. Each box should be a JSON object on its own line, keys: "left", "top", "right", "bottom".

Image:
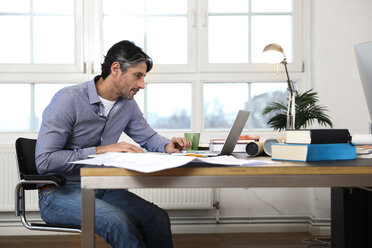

{"left": 35, "top": 40, "right": 191, "bottom": 248}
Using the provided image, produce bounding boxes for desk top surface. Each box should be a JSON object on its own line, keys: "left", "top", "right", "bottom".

{"left": 81, "top": 156, "right": 372, "bottom": 177}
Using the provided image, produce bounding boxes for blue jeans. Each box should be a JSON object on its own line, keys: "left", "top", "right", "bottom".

{"left": 39, "top": 184, "right": 173, "bottom": 248}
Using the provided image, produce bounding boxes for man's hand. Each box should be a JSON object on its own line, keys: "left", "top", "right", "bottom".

{"left": 96, "top": 142, "right": 144, "bottom": 154}
{"left": 164, "top": 137, "right": 192, "bottom": 153}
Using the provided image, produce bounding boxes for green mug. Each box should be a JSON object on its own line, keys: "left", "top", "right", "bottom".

{"left": 184, "top": 132, "right": 200, "bottom": 151}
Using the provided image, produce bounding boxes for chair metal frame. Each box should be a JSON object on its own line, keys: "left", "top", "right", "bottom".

{"left": 14, "top": 137, "right": 81, "bottom": 233}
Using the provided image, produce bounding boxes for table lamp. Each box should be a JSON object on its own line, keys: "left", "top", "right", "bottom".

{"left": 263, "top": 43, "right": 296, "bottom": 130}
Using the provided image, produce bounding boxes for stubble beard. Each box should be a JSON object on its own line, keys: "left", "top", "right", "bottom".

{"left": 124, "top": 87, "right": 140, "bottom": 100}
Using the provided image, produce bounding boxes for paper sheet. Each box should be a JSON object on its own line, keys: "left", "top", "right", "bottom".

{"left": 72, "top": 152, "right": 195, "bottom": 173}
{"left": 352, "top": 134, "right": 372, "bottom": 145}
{"left": 197, "top": 155, "right": 279, "bottom": 166}
{"left": 356, "top": 145, "right": 372, "bottom": 158}
{"left": 72, "top": 152, "right": 280, "bottom": 173}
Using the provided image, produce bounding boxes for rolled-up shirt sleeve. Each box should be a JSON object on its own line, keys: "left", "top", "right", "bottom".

{"left": 124, "top": 102, "right": 170, "bottom": 152}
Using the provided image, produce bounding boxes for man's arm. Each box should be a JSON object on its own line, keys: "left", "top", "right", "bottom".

{"left": 123, "top": 103, "right": 170, "bottom": 152}
{"left": 96, "top": 142, "right": 144, "bottom": 154}
{"left": 164, "top": 137, "right": 192, "bottom": 153}
{"left": 123, "top": 102, "right": 192, "bottom": 153}
{"left": 35, "top": 89, "right": 96, "bottom": 175}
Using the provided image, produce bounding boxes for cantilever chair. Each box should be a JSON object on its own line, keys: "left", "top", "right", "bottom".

{"left": 14, "top": 137, "right": 81, "bottom": 233}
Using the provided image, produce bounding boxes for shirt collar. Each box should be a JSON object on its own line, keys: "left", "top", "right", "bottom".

{"left": 88, "top": 76, "right": 102, "bottom": 105}
{"left": 88, "top": 75, "right": 126, "bottom": 105}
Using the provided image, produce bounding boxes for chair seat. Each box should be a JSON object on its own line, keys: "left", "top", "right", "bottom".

{"left": 31, "top": 222, "right": 81, "bottom": 230}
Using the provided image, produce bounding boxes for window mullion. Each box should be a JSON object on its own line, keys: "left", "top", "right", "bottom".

{"left": 144, "top": 0, "right": 148, "bottom": 52}
{"left": 30, "top": 83, "right": 35, "bottom": 131}
{"left": 248, "top": 0, "right": 251, "bottom": 63}
{"left": 30, "top": 0, "right": 34, "bottom": 63}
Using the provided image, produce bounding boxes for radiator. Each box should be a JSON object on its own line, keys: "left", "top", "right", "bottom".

{"left": 130, "top": 188, "right": 214, "bottom": 209}
{"left": 0, "top": 145, "right": 213, "bottom": 211}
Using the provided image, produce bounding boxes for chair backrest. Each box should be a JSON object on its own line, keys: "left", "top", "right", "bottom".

{"left": 14, "top": 137, "right": 81, "bottom": 233}
{"left": 15, "top": 138, "right": 38, "bottom": 188}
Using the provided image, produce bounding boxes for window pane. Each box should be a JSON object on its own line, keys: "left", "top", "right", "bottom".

{"left": 204, "top": 82, "right": 288, "bottom": 129}
{"left": 147, "top": 0, "right": 186, "bottom": 15}
{"left": 0, "top": 0, "right": 75, "bottom": 65}
{"left": 251, "top": 0, "right": 292, "bottom": 13}
{"left": 34, "top": 84, "right": 73, "bottom": 130}
{"left": 33, "top": 0, "right": 74, "bottom": 14}
{"left": 0, "top": 84, "right": 31, "bottom": 131}
{"left": 146, "top": 83, "right": 191, "bottom": 129}
{"left": 134, "top": 89, "right": 144, "bottom": 113}
{"left": 33, "top": 16, "right": 75, "bottom": 63}
{"left": 0, "top": 16, "right": 30, "bottom": 63}
{"left": 251, "top": 15, "right": 292, "bottom": 63}
{"left": 103, "top": 0, "right": 145, "bottom": 15}
{"left": 0, "top": 0, "right": 30, "bottom": 12}
{"left": 208, "top": 16, "right": 249, "bottom": 63}
{"left": 204, "top": 83, "right": 249, "bottom": 129}
{"left": 250, "top": 82, "right": 288, "bottom": 129}
{"left": 103, "top": 16, "right": 145, "bottom": 54}
{"left": 207, "top": 0, "right": 294, "bottom": 65}
{"left": 147, "top": 17, "right": 187, "bottom": 64}
{"left": 102, "top": 0, "right": 188, "bottom": 65}
{"left": 209, "top": 0, "right": 248, "bottom": 13}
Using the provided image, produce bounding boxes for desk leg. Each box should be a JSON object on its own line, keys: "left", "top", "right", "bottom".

{"left": 331, "top": 187, "right": 372, "bottom": 248}
{"left": 331, "top": 187, "right": 346, "bottom": 248}
{"left": 81, "top": 188, "right": 95, "bottom": 248}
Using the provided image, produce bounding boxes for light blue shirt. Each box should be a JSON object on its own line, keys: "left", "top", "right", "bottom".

{"left": 35, "top": 76, "right": 170, "bottom": 182}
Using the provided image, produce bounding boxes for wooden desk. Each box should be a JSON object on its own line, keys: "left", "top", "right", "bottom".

{"left": 80, "top": 158, "right": 372, "bottom": 248}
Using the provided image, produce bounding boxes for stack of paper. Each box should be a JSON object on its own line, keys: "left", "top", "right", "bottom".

{"left": 72, "top": 152, "right": 279, "bottom": 173}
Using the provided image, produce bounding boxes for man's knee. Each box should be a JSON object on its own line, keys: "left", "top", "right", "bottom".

{"left": 151, "top": 206, "right": 171, "bottom": 228}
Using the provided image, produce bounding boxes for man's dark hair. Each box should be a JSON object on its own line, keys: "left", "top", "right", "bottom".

{"left": 101, "top": 40, "right": 153, "bottom": 79}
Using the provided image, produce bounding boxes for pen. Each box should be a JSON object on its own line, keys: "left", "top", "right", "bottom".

{"left": 186, "top": 154, "right": 204, "bottom": 157}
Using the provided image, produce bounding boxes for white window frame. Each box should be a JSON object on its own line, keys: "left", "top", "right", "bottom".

{"left": 91, "top": 0, "right": 197, "bottom": 74}
{"left": 198, "top": 0, "right": 304, "bottom": 73}
{"left": 0, "top": 0, "right": 84, "bottom": 75}
{"left": 0, "top": 0, "right": 309, "bottom": 138}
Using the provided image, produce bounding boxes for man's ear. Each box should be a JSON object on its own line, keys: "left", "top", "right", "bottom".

{"left": 110, "top": 62, "right": 121, "bottom": 77}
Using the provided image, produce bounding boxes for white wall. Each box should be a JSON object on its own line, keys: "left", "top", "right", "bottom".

{"left": 311, "top": 0, "right": 372, "bottom": 135}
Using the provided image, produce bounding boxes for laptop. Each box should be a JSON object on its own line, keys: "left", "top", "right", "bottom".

{"left": 185, "top": 110, "right": 250, "bottom": 157}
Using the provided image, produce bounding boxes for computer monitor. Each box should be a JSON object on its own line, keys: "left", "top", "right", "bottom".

{"left": 354, "top": 41, "right": 372, "bottom": 133}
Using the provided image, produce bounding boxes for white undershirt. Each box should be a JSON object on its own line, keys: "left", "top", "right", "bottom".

{"left": 99, "top": 96, "right": 115, "bottom": 117}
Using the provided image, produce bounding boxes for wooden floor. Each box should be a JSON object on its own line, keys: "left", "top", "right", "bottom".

{"left": 0, "top": 233, "right": 330, "bottom": 248}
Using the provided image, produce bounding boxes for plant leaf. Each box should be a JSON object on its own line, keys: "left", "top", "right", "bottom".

{"left": 262, "top": 89, "right": 333, "bottom": 130}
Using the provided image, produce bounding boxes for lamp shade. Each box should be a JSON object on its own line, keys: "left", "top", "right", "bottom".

{"left": 262, "top": 43, "right": 286, "bottom": 64}
{"left": 263, "top": 43, "right": 285, "bottom": 54}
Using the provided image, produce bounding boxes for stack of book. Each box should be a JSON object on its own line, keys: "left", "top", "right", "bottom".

{"left": 271, "top": 129, "right": 357, "bottom": 161}
{"left": 209, "top": 135, "right": 260, "bottom": 153}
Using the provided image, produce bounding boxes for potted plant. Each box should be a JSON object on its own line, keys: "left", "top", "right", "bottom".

{"left": 262, "top": 89, "right": 333, "bottom": 131}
